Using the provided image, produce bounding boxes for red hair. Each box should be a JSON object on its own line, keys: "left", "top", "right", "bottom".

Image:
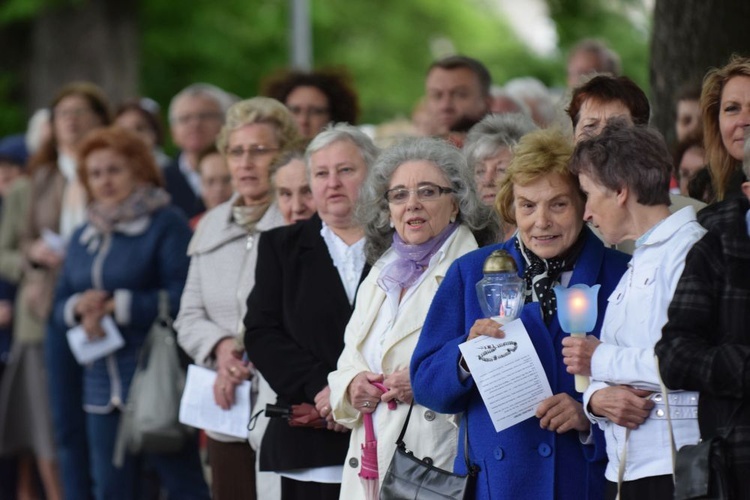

{"left": 77, "top": 126, "right": 163, "bottom": 199}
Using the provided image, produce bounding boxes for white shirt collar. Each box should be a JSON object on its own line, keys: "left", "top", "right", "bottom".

{"left": 320, "top": 222, "right": 366, "bottom": 305}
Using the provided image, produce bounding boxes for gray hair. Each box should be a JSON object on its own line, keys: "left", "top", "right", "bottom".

{"left": 504, "top": 77, "right": 557, "bottom": 127}
{"left": 168, "top": 83, "right": 236, "bottom": 122}
{"left": 569, "top": 39, "right": 622, "bottom": 77}
{"left": 305, "top": 123, "right": 379, "bottom": 178}
{"left": 357, "top": 137, "right": 494, "bottom": 264}
{"left": 489, "top": 86, "right": 531, "bottom": 117}
{"left": 569, "top": 119, "right": 671, "bottom": 206}
{"left": 464, "top": 113, "right": 537, "bottom": 169}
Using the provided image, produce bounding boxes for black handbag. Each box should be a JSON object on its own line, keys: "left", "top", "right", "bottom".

{"left": 380, "top": 401, "right": 479, "bottom": 500}
{"left": 674, "top": 436, "right": 731, "bottom": 500}
{"left": 657, "top": 354, "right": 741, "bottom": 500}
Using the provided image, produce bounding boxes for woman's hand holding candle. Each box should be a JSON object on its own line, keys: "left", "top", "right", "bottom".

{"left": 561, "top": 335, "right": 602, "bottom": 377}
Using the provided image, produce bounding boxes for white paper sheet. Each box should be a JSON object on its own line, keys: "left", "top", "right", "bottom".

{"left": 66, "top": 315, "right": 125, "bottom": 365}
{"left": 459, "top": 318, "right": 553, "bottom": 433}
{"left": 178, "top": 364, "right": 252, "bottom": 439}
{"left": 41, "top": 228, "right": 66, "bottom": 256}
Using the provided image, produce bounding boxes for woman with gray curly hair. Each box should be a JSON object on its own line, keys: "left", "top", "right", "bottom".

{"left": 465, "top": 112, "right": 537, "bottom": 241}
{"left": 327, "top": 137, "right": 486, "bottom": 499}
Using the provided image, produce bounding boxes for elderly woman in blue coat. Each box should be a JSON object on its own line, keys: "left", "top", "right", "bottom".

{"left": 49, "top": 127, "right": 209, "bottom": 500}
{"left": 410, "top": 128, "right": 629, "bottom": 500}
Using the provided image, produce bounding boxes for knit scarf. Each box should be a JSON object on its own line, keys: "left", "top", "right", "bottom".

{"left": 377, "top": 222, "right": 458, "bottom": 293}
{"left": 515, "top": 230, "right": 585, "bottom": 323}
{"left": 87, "top": 185, "right": 170, "bottom": 234}
{"left": 231, "top": 196, "right": 271, "bottom": 233}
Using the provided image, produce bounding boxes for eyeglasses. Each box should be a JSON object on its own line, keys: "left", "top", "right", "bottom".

{"left": 55, "top": 107, "right": 95, "bottom": 120}
{"left": 173, "top": 112, "right": 223, "bottom": 126}
{"left": 384, "top": 183, "right": 455, "bottom": 204}
{"left": 288, "top": 106, "right": 330, "bottom": 118}
{"left": 226, "top": 145, "right": 279, "bottom": 161}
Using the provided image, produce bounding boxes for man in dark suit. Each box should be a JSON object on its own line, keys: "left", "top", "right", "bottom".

{"left": 244, "top": 124, "right": 378, "bottom": 500}
{"left": 165, "top": 83, "right": 233, "bottom": 218}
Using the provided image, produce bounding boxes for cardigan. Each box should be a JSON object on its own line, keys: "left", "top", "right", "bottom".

{"left": 410, "top": 226, "right": 629, "bottom": 500}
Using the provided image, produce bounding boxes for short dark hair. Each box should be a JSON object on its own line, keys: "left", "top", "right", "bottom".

{"left": 569, "top": 119, "right": 671, "bottom": 206}
{"left": 567, "top": 75, "right": 650, "bottom": 128}
{"left": 116, "top": 98, "right": 165, "bottom": 146}
{"left": 672, "top": 131, "right": 704, "bottom": 177}
{"left": 261, "top": 67, "right": 360, "bottom": 125}
{"left": 675, "top": 81, "right": 702, "bottom": 103}
{"left": 427, "top": 55, "right": 492, "bottom": 97}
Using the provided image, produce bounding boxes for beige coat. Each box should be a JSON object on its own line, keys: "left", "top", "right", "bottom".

{"left": 328, "top": 225, "right": 477, "bottom": 500}
{"left": 0, "top": 166, "right": 66, "bottom": 344}
{"left": 176, "top": 196, "right": 284, "bottom": 366}
{"left": 174, "top": 196, "right": 284, "bottom": 500}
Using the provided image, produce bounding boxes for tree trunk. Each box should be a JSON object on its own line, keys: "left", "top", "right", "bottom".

{"left": 650, "top": 0, "right": 750, "bottom": 144}
{"left": 28, "top": 0, "right": 138, "bottom": 112}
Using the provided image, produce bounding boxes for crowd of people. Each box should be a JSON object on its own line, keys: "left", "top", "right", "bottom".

{"left": 0, "top": 38, "right": 747, "bottom": 500}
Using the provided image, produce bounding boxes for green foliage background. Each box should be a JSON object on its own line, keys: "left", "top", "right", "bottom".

{"left": 0, "top": 0, "right": 649, "bottom": 141}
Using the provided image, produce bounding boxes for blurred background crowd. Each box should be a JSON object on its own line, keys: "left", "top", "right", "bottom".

{"left": 0, "top": 1, "right": 749, "bottom": 500}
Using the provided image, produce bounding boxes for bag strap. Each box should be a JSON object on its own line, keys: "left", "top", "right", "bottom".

{"left": 394, "top": 399, "right": 414, "bottom": 447}
{"left": 615, "top": 427, "right": 630, "bottom": 500}
{"left": 396, "top": 400, "right": 475, "bottom": 475}
{"left": 655, "top": 355, "right": 677, "bottom": 480}
{"left": 158, "top": 290, "right": 171, "bottom": 324}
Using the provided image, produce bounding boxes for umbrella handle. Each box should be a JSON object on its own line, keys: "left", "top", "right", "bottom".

{"left": 370, "top": 382, "right": 397, "bottom": 410}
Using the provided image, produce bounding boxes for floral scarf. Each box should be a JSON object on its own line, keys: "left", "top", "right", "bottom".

{"left": 377, "top": 222, "right": 458, "bottom": 293}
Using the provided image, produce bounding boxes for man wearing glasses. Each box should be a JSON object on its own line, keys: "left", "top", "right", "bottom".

{"left": 165, "top": 83, "right": 234, "bottom": 218}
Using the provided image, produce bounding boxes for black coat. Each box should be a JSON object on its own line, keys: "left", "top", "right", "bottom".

{"left": 163, "top": 156, "right": 204, "bottom": 219}
{"left": 244, "top": 213, "right": 370, "bottom": 472}
{"left": 656, "top": 197, "right": 750, "bottom": 493}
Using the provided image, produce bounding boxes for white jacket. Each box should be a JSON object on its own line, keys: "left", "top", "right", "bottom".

{"left": 584, "top": 207, "right": 706, "bottom": 482}
{"left": 328, "top": 225, "right": 477, "bottom": 500}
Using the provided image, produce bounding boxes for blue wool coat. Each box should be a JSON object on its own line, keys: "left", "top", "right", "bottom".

{"left": 410, "top": 227, "right": 629, "bottom": 500}
{"left": 50, "top": 206, "right": 191, "bottom": 412}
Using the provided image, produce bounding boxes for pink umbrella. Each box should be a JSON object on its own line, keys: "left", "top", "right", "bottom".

{"left": 358, "top": 381, "right": 397, "bottom": 500}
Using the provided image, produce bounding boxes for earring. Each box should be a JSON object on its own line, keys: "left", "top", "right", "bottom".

{"left": 389, "top": 220, "right": 394, "bottom": 228}
{"left": 450, "top": 215, "right": 456, "bottom": 223}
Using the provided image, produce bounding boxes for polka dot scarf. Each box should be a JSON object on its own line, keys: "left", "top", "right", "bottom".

{"left": 514, "top": 232, "right": 585, "bottom": 323}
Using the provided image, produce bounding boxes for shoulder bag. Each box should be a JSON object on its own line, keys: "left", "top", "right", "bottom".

{"left": 657, "top": 356, "right": 739, "bottom": 500}
{"left": 113, "top": 291, "right": 192, "bottom": 466}
{"left": 380, "top": 401, "right": 479, "bottom": 500}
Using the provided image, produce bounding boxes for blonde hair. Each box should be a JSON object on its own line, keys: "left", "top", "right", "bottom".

{"left": 216, "top": 97, "right": 299, "bottom": 154}
{"left": 701, "top": 54, "right": 750, "bottom": 200}
{"left": 495, "top": 128, "right": 578, "bottom": 225}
